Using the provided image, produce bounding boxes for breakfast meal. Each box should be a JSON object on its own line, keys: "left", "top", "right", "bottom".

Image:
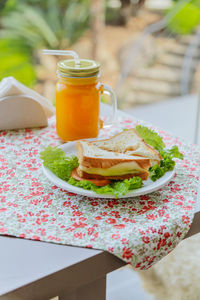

{"left": 41, "top": 125, "right": 184, "bottom": 198}
{"left": 40, "top": 51, "right": 183, "bottom": 197}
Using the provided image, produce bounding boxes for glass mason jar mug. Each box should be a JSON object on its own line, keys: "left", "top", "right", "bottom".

{"left": 56, "top": 59, "right": 117, "bottom": 141}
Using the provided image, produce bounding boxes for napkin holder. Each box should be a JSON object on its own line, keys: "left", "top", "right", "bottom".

{"left": 0, "top": 95, "right": 48, "bottom": 130}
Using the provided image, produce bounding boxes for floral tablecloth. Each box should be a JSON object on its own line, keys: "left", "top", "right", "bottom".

{"left": 0, "top": 115, "right": 199, "bottom": 270}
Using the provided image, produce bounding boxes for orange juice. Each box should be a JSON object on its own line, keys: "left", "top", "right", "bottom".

{"left": 56, "top": 59, "right": 102, "bottom": 141}
{"left": 56, "top": 76, "right": 102, "bottom": 141}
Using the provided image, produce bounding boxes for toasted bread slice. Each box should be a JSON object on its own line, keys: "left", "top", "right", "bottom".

{"left": 76, "top": 141, "right": 151, "bottom": 180}
{"left": 76, "top": 141, "right": 151, "bottom": 169}
{"left": 90, "top": 129, "right": 162, "bottom": 165}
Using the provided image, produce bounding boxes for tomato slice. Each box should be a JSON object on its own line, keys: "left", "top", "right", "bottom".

{"left": 71, "top": 168, "right": 110, "bottom": 187}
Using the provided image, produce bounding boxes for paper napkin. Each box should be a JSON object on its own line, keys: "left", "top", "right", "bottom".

{"left": 0, "top": 76, "right": 55, "bottom": 130}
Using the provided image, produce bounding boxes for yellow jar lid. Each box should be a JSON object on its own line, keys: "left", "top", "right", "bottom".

{"left": 57, "top": 59, "right": 100, "bottom": 78}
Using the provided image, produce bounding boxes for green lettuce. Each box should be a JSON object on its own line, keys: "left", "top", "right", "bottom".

{"left": 136, "top": 125, "right": 183, "bottom": 181}
{"left": 111, "top": 177, "right": 142, "bottom": 198}
{"left": 40, "top": 146, "right": 78, "bottom": 181}
{"left": 136, "top": 125, "right": 165, "bottom": 151}
{"left": 161, "top": 145, "right": 184, "bottom": 160}
{"left": 68, "top": 175, "right": 143, "bottom": 198}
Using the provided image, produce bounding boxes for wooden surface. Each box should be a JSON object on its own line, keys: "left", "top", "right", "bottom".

{"left": 0, "top": 236, "right": 125, "bottom": 299}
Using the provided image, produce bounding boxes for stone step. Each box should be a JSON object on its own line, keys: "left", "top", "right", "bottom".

{"left": 136, "top": 67, "right": 181, "bottom": 82}
{"left": 164, "top": 43, "right": 188, "bottom": 57}
{"left": 157, "top": 53, "right": 183, "bottom": 68}
{"left": 156, "top": 38, "right": 188, "bottom": 56}
{"left": 121, "top": 32, "right": 200, "bottom": 108}
{"left": 129, "top": 78, "right": 180, "bottom": 96}
{"left": 164, "top": 41, "right": 200, "bottom": 58}
{"left": 157, "top": 53, "right": 199, "bottom": 68}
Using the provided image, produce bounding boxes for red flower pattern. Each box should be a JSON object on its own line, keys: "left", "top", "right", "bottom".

{"left": 142, "top": 236, "right": 150, "bottom": 244}
{"left": 0, "top": 116, "right": 198, "bottom": 271}
{"left": 122, "top": 247, "right": 133, "bottom": 260}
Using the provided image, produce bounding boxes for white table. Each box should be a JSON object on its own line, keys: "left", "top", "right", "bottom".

{"left": 126, "top": 94, "right": 200, "bottom": 144}
{"left": 0, "top": 103, "right": 199, "bottom": 300}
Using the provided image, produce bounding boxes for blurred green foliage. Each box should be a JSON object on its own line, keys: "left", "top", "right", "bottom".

{"left": 0, "top": 38, "right": 36, "bottom": 86}
{"left": 0, "top": 0, "right": 90, "bottom": 87}
{"left": 167, "top": 0, "right": 200, "bottom": 34}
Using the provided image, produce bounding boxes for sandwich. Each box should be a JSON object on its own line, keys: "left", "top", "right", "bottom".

{"left": 71, "top": 141, "right": 151, "bottom": 185}
{"left": 70, "top": 128, "right": 162, "bottom": 186}
{"left": 41, "top": 125, "right": 180, "bottom": 197}
{"left": 90, "top": 128, "right": 162, "bottom": 166}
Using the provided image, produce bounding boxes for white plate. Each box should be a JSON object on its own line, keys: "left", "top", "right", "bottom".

{"left": 42, "top": 141, "right": 175, "bottom": 198}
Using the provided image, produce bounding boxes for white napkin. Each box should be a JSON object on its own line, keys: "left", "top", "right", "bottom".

{"left": 0, "top": 76, "right": 55, "bottom": 130}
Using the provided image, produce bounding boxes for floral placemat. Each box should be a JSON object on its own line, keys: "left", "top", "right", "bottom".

{"left": 0, "top": 116, "right": 199, "bottom": 270}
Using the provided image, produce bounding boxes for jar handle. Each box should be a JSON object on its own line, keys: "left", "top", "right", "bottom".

{"left": 100, "top": 83, "right": 117, "bottom": 127}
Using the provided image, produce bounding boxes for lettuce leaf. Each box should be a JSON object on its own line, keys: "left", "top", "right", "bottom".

{"left": 149, "top": 164, "right": 165, "bottom": 182}
{"left": 40, "top": 146, "right": 78, "bottom": 181}
{"left": 161, "top": 145, "right": 184, "bottom": 160}
{"left": 136, "top": 125, "right": 165, "bottom": 151}
{"left": 136, "top": 125, "right": 184, "bottom": 181}
{"left": 68, "top": 175, "right": 143, "bottom": 198}
{"left": 112, "top": 177, "right": 142, "bottom": 198}
{"left": 68, "top": 176, "right": 97, "bottom": 190}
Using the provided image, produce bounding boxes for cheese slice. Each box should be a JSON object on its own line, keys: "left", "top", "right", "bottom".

{"left": 80, "top": 161, "right": 145, "bottom": 176}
